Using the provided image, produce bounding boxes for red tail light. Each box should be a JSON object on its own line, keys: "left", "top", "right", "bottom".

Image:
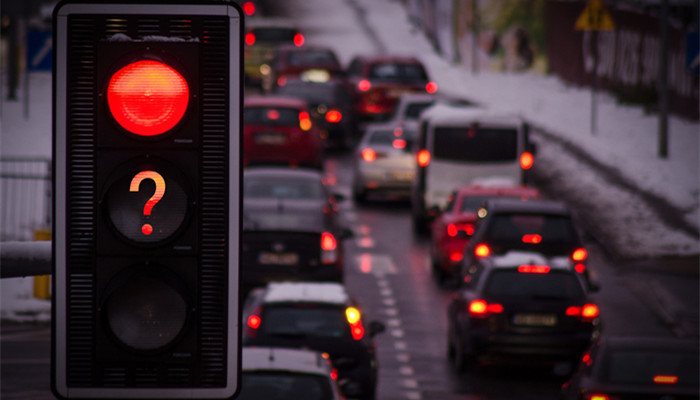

{"left": 346, "top": 307, "right": 364, "bottom": 340}
{"left": 474, "top": 243, "right": 490, "bottom": 257}
{"left": 426, "top": 81, "right": 438, "bottom": 94}
{"left": 299, "top": 111, "right": 312, "bottom": 131}
{"left": 246, "top": 307, "right": 262, "bottom": 337}
{"left": 417, "top": 150, "right": 430, "bottom": 167}
{"left": 242, "top": 1, "right": 256, "bottom": 16}
{"left": 575, "top": 263, "right": 586, "bottom": 273}
{"left": 330, "top": 368, "right": 338, "bottom": 380}
{"left": 653, "top": 375, "right": 679, "bottom": 384}
{"left": 449, "top": 251, "right": 463, "bottom": 262}
{"left": 587, "top": 395, "right": 612, "bottom": 400}
{"left": 293, "top": 33, "right": 305, "bottom": 47}
{"left": 566, "top": 304, "right": 599, "bottom": 321}
{"left": 107, "top": 60, "right": 189, "bottom": 136}
{"left": 447, "top": 223, "right": 474, "bottom": 237}
{"left": 392, "top": 139, "right": 406, "bottom": 149}
{"left": 361, "top": 148, "right": 376, "bottom": 162}
{"left": 572, "top": 248, "right": 588, "bottom": 261}
{"left": 247, "top": 314, "right": 261, "bottom": 329}
{"left": 245, "top": 32, "right": 255, "bottom": 46}
{"left": 358, "top": 79, "right": 371, "bottom": 92}
{"left": 325, "top": 110, "right": 342, "bottom": 123}
{"left": 321, "top": 232, "right": 337, "bottom": 250}
{"left": 522, "top": 234, "right": 542, "bottom": 243}
{"left": 277, "top": 76, "right": 287, "bottom": 87}
{"left": 321, "top": 232, "right": 338, "bottom": 264}
{"left": 468, "top": 299, "right": 503, "bottom": 317}
{"left": 520, "top": 152, "right": 534, "bottom": 169}
{"left": 518, "top": 265, "right": 550, "bottom": 273}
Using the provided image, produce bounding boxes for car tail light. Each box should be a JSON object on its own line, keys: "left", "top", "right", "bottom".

{"left": 520, "top": 151, "right": 534, "bottom": 169}
{"left": 330, "top": 368, "right": 338, "bottom": 380}
{"left": 346, "top": 307, "right": 364, "bottom": 340}
{"left": 242, "top": 1, "right": 256, "bottom": 16}
{"left": 107, "top": 60, "right": 189, "bottom": 136}
{"left": 358, "top": 79, "right": 371, "bottom": 92}
{"left": 426, "top": 81, "right": 438, "bottom": 94}
{"left": 361, "top": 149, "right": 376, "bottom": 162}
{"left": 518, "top": 265, "right": 550, "bottom": 273}
{"left": 572, "top": 248, "right": 588, "bottom": 261}
{"left": 392, "top": 139, "right": 406, "bottom": 149}
{"left": 417, "top": 150, "right": 430, "bottom": 167}
{"left": 566, "top": 304, "right": 599, "bottom": 321}
{"left": 468, "top": 299, "right": 503, "bottom": 317}
{"left": 293, "top": 33, "right": 305, "bottom": 47}
{"left": 277, "top": 76, "right": 287, "bottom": 87}
{"left": 299, "top": 111, "right": 312, "bottom": 131}
{"left": 474, "top": 243, "right": 490, "bottom": 257}
{"left": 653, "top": 375, "right": 678, "bottom": 384}
{"left": 447, "top": 223, "right": 474, "bottom": 237}
{"left": 245, "top": 307, "right": 262, "bottom": 337}
{"left": 245, "top": 32, "right": 255, "bottom": 46}
{"left": 587, "top": 395, "right": 612, "bottom": 400}
{"left": 449, "top": 251, "right": 463, "bottom": 262}
{"left": 521, "top": 234, "right": 542, "bottom": 243}
{"left": 325, "top": 110, "right": 342, "bottom": 123}
{"left": 321, "top": 232, "right": 337, "bottom": 264}
{"left": 575, "top": 263, "right": 586, "bottom": 273}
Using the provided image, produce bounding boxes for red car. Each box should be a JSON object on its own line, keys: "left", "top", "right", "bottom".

{"left": 244, "top": 96, "right": 324, "bottom": 169}
{"left": 263, "top": 44, "right": 345, "bottom": 93}
{"left": 345, "top": 55, "right": 437, "bottom": 121}
{"left": 430, "top": 185, "right": 541, "bottom": 284}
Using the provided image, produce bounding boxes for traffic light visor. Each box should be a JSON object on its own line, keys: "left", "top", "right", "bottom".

{"left": 107, "top": 60, "right": 189, "bottom": 136}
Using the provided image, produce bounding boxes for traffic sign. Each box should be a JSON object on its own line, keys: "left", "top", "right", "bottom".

{"left": 575, "top": 0, "right": 615, "bottom": 31}
{"left": 52, "top": 1, "right": 243, "bottom": 398}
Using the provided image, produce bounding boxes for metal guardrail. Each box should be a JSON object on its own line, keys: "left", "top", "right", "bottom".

{"left": 0, "top": 241, "right": 52, "bottom": 278}
{"left": 0, "top": 157, "right": 52, "bottom": 241}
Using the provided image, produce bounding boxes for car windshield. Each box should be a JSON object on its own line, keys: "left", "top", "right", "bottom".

{"left": 433, "top": 127, "right": 518, "bottom": 162}
{"left": 238, "top": 371, "right": 333, "bottom": 400}
{"left": 252, "top": 27, "right": 298, "bottom": 43}
{"left": 245, "top": 106, "right": 300, "bottom": 126}
{"left": 483, "top": 270, "right": 584, "bottom": 300}
{"left": 484, "top": 213, "right": 578, "bottom": 253}
{"left": 367, "top": 128, "right": 416, "bottom": 146}
{"left": 261, "top": 305, "right": 349, "bottom": 338}
{"left": 369, "top": 63, "right": 428, "bottom": 82}
{"left": 601, "top": 348, "right": 699, "bottom": 386}
{"left": 244, "top": 176, "right": 324, "bottom": 200}
{"left": 288, "top": 51, "right": 339, "bottom": 66}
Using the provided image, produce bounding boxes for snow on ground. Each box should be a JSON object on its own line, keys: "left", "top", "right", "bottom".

{"left": 1, "top": 0, "right": 698, "bottom": 320}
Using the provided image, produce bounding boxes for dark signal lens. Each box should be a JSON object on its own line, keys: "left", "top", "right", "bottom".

{"left": 107, "top": 60, "right": 189, "bottom": 136}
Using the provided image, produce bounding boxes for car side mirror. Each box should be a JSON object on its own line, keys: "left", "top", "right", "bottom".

{"left": 368, "top": 321, "right": 385, "bottom": 337}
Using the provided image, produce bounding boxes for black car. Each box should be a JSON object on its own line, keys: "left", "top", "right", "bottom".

{"left": 461, "top": 198, "right": 592, "bottom": 285}
{"left": 273, "top": 78, "right": 358, "bottom": 148}
{"left": 447, "top": 252, "right": 601, "bottom": 371}
{"left": 242, "top": 282, "right": 386, "bottom": 400}
{"left": 560, "top": 336, "right": 699, "bottom": 400}
{"left": 242, "top": 167, "right": 352, "bottom": 293}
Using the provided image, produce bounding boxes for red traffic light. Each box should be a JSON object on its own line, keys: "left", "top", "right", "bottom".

{"left": 107, "top": 60, "right": 189, "bottom": 136}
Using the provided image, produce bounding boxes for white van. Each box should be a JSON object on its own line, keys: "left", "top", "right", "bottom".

{"left": 410, "top": 104, "right": 535, "bottom": 233}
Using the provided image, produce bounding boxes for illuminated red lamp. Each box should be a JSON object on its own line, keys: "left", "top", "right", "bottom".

{"left": 469, "top": 299, "right": 503, "bottom": 317}
{"left": 449, "top": 251, "right": 463, "bottom": 262}
{"left": 321, "top": 232, "right": 337, "bottom": 251}
{"left": 417, "top": 150, "right": 430, "bottom": 167}
{"left": 361, "top": 148, "right": 376, "bottom": 162}
{"left": 575, "top": 263, "right": 586, "bottom": 273}
{"left": 518, "top": 264, "right": 550, "bottom": 273}
{"left": 358, "top": 79, "right": 371, "bottom": 92}
{"left": 107, "top": 60, "right": 189, "bottom": 136}
{"left": 426, "top": 81, "right": 438, "bottom": 94}
{"left": 588, "top": 395, "right": 612, "bottom": 400}
{"left": 572, "top": 248, "right": 588, "bottom": 261}
{"left": 520, "top": 151, "right": 534, "bottom": 169}
{"left": 522, "top": 234, "right": 542, "bottom": 243}
{"left": 298, "top": 111, "right": 312, "bottom": 131}
{"left": 392, "top": 139, "right": 406, "bottom": 149}
{"left": 247, "top": 314, "right": 261, "bottom": 329}
{"left": 242, "top": 1, "right": 256, "bottom": 16}
{"left": 474, "top": 243, "right": 490, "bottom": 257}
{"left": 325, "top": 110, "right": 342, "bottom": 123}
{"left": 245, "top": 32, "right": 255, "bottom": 45}
{"left": 653, "top": 375, "right": 679, "bottom": 384}
{"left": 293, "top": 33, "right": 305, "bottom": 47}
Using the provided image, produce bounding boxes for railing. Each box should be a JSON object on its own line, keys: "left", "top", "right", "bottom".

{"left": 0, "top": 157, "right": 52, "bottom": 241}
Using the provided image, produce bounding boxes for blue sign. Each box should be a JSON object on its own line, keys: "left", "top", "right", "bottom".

{"left": 687, "top": 32, "right": 699, "bottom": 75}
{"left": 27, "top": 30, "right": 53, "bottom": 71}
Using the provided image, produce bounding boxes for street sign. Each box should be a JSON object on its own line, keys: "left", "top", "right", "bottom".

{"left": 26, "top": 30, "right": 53, "bottom": 71}
{"left": 575, "top": 0, "right": 615, "bottom": 31}
{"left": 52, "top": 1, "right": 243, "bottom": 398}
{"left": 687, "top": 32, "right": 699, "bottom": 74}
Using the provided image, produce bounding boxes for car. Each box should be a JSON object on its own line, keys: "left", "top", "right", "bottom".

{"left": 244, "top": 18, "right": 304, "bottom": 87}
{"left": 430, "top": 184, "right": 541, "bottom": 284}
{"left": 263, "top": 44, "right": 345, "bottom": 93}
{"left": 460, "top": 198, "right": 592, "bottom": 286}
{"left": 242, "top": 281, "right": 386, "bottom": 400}
{"left": 560, "top": 336, "right": 699, "bottom": 400}
{"left": 345, "top": 55, "right": 437, "bottom": 121}
{"left": 239, "top": 346, "right": 345, "bottom": 400}
{"left": 241, "top": 167, "right": 351, "bottom": 292}
{"left": 410, "top": 104, "right": 537, "bottom": 234}
{"left": 384, "top": 93, "right": 474, "bottom": 135}
{"left": 351, "top": 122, "right": 416, "bottom": 203}
{"left": 243, "top": 95, "right": 324, "bottom": 169}
{"left": 446, "top": 251, "right": 601, "bottom": 372}
{"left": 273, "top": 78, "right": 358, "bottom": 149}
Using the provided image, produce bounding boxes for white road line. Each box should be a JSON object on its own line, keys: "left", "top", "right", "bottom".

{"left": 402, "top": 379, "right": 419, "bottom": 389}
{"left": 406, "top": 391, "right": 422, "bottom": 400}
{"left": 391, "top": 329, "right": 404, "bottom": 338}
{"left": 399, "top": 366, "right": 414, "bottom": 375}
{"left": 387, "top": 318, "right": 401, "bottom": 327}
{"left": 396, "top": 353, "right": 411, "bottom": 363}
{"left": 394, "top": 341, "right": 407, "bottom": 351}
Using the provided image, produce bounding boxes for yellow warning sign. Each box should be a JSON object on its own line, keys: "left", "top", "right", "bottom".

{"left": 575, "top": 0, "right": 615, "bottom": 31}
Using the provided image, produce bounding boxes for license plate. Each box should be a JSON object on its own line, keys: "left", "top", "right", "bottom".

{"left": 258, "top": 252, "right": 299, "bottom": 265}
{"left": 512, "top": 314, "right": 557, "bottom": 326}
{"left": 255, "top": 132, "right": 287, "bottom": 145}
{"left": 391, "top": 171, "right": 413, "bottom": 181}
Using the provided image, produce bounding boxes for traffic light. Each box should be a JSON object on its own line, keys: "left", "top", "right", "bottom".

{"left": 52, "top": 1, "right": 243, "bottom": 399}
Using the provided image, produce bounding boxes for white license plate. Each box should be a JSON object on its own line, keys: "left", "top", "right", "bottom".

{"left": 512, "top": 314, "right": 557, "bottom": 326}
{"left": 258, "top": 252, "right": 299, "bottom": 265}
{"left": 255, "top": 133, "right": 287, "bottom": 145}
{"left": 391, "top": 171, "right": 413, "bottom": 181}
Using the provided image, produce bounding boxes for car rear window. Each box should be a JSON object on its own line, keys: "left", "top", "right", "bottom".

{"left": 433, "top": 127, "right": 518, "bottom": 162}
{"left": 261, "top": 305, "right": 349, "bottom": 338}
{"left": 252, "top": 27, "right": 298, "bottom": 43}
{"left": 275, "top": 83, "right": 339, "bottom": 105}
{"left": 245, "top": 106, "right": 300, "bottom": 127}
{"left": 484, "top": 213, "right": 578, "bottom": 252}
{"left": 288, "top": 51, "right": 339, "bottom": 67}
{"left": 239, "top": 372, "right": 333, "bottom": 400}
{"left": 368, "top": 63, "right": 428, "bottom": 82}
{"left": 244, "top": 177, "right": 324, "bottom": 200}
{"left": 483, "top": 270, "right": 584, "bottom": 300}
{"left": 602, "top": 349, "right": 699, "bottom": 386}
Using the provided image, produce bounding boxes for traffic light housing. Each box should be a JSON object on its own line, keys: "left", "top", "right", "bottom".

{"left": 52, "top": 1, "right": 243, "bottom": 398}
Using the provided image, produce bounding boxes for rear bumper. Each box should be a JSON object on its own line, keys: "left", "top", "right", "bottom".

{"left": 469, "top": 330, "right": 594, "bottom": 360}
